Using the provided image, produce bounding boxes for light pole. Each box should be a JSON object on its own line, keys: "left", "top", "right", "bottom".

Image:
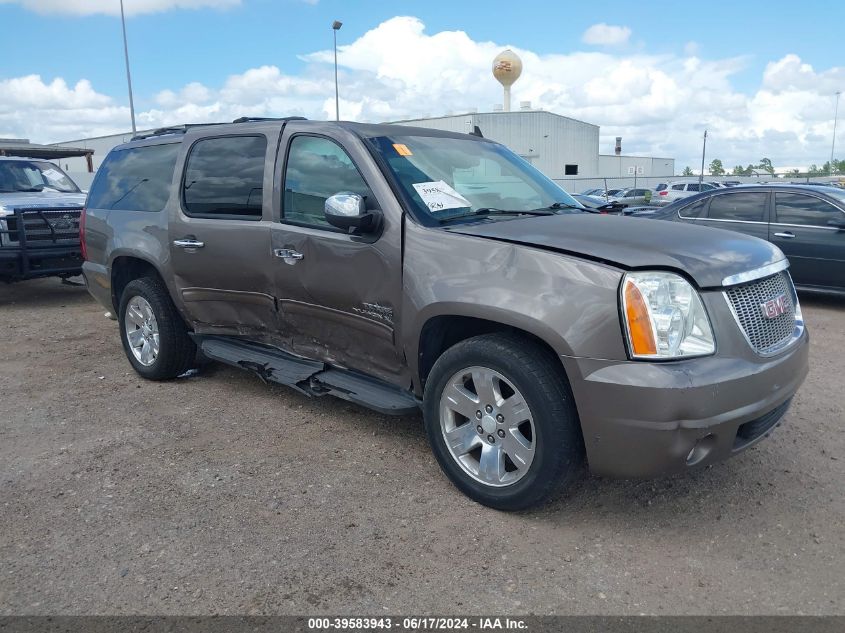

{"left": 332, "top": 20, "right": 343, "bottom": 121}
{"left": 699, "top": 130, "right": 707, "bottom": 184}
{"left": 120, "top": 0, "right": 137, "bottom": 134}
{"left": 831, "top": 91, "right": 841, "bottom": 175}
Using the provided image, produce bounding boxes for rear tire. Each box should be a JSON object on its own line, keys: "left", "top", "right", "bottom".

{"left": 118, "top": 276, "right": 196, "bottom": 380}
{"left": 423, "top": 333, "right": 583, "bottom": 511}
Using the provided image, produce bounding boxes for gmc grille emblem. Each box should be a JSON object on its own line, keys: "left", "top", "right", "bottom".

{"left": 760, "top": 294, "right": 788, "bottom": 319}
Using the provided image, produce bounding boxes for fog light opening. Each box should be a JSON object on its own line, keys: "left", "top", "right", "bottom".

{"left": 686, "top": 434, "right": 716, "bottom": 466}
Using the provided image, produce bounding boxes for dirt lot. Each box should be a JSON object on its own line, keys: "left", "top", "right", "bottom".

{"left": 0, "top": 278, "right": 843, "bottom": 616}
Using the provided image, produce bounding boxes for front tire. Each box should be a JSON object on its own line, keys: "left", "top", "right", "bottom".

{"left": 118, "top": 276, "right": 196, "bottom": 380}
{"left": 423, "top": 333, "right": 583, "bottom": 510}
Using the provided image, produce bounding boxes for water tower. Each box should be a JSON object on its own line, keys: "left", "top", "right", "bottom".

{"left": 492, "top": 49, "right": 523, "bottom": 112}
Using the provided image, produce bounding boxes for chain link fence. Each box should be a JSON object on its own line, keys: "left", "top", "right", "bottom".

{"left": 552, "top": 174, "right": 845, "bottom": 194}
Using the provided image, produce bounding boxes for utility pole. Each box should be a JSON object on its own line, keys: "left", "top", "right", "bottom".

{"left": 332, "top": 21, "right": 343, "bottom": 121}
{"left": 699, "top": 130, "right": 707, "bottom": 184}
{"left": 831, "top": 91, "right": 841, "bottom": 175}
{"left": 120, "top": 0, "right": 137, "bottom": 134}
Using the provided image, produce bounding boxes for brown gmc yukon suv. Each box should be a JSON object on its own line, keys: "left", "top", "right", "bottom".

{"left": 82, "top": 118, "right": 809, "bottom": 510}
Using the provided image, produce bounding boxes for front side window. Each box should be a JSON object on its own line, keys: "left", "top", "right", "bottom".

{"left": 687, "top": 183, "right": 702, "bottom": 192}
{"left": 183, "top": 135, "right": 266, "bottom": 219}
{"left": 707, "top": 192, "right": 768, "bottom": 222}
{"left": 367, "top": 135, "right": 579, "bottom": 222}
{"left": 87, "top": 143, "right": 179, "bottom": 212}
{"left": 283, "top": 136, "right": 372, "bottom": 229}
{"left": 0, "top": 159, "right": 79, "bottom": 194}
{"left": 775, "top": 193, "right": 845, "bottom": 227}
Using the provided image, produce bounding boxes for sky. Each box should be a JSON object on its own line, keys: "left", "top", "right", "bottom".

{"left": 1, "top": 0, "right": 843, "bottom": 171}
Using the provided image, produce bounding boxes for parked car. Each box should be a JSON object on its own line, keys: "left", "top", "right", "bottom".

{"left": 608, "top": 187, "right": 653, "bottom": 206}
{"left": 82, "top": 118, "right": 808, "bottom": 510}
{"left": 646, "top": 184, "right": 845, "bottom": 293}
{"left": 0, "top": 157, "right": 86, "bottom": 282}
{"left": 581, "top": 188, "right": 604, "bottom": 196}
{"left": 653, "top": 181, "right": 719, "bottom": 205}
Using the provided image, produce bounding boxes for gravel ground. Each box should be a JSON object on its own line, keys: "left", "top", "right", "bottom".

{"left": 1, "top": 278, "right": 843, "bottom": 616}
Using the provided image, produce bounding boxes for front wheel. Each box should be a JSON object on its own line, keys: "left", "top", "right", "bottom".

{"left": 423, "top": 333, "right": 583, "bottom": 510}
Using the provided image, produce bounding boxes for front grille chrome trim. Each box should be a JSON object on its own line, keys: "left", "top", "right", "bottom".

{"left": 722, "top": 259, "right": 789, "bottom": 287}
{"left": 723, "top": 271, "right": 804, "bottom": 357}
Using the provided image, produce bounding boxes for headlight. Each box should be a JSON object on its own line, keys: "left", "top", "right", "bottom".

{"left": 621, "top": 271, "right": 715, "bottom": 359}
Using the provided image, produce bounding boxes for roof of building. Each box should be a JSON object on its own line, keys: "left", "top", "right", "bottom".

{"left": 388, "top": 109, "right": 600, "bottom": 130}
{"left": 0, "top": 138, "right": 94, "bottom": 160}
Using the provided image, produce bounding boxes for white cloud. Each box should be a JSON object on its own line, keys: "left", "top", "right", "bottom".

{"left": 581, "top": 23, "right": 632, "bottom": 47}
{"left": 0, "top": 0, "right": 240, "bottom": 16}
{"left": 1, "top": 16, "right": 843, "bottom": 170}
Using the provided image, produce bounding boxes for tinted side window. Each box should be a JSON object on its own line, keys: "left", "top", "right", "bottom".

{"left": 679, "top": 198, "right": 707, "bottom": 218}
{"left": 183, "top": 135, "right": 266, "bottom": 219}
{"left": 671, "top": 184, "right": 685, "bottom": 191}
{"left": 655, "top": 183, "right": 667, "bottom": 191}
{"left": 283, "top": 136, "right": 372, "bottom": 229}
{"left": 687, "top": 183, "right": 701, "bottom": 192}
{"left": 707, "top": 192, "right": 768, "bottom": 222}
{"left": 87, "top": 143, "right": 179, "bottom": 212}
{"left": 775, "top": 193, "right": 845, "bottom": 227}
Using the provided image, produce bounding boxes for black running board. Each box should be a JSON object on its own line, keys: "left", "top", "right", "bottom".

{"left": 191, "top": 335, "right": 419, "bottom": 416}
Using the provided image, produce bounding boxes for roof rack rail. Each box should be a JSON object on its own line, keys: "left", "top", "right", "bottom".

{"left": 231, "top": 116, "right": 308, "bottom": 124}
{"left": 131, "top": 123, "right": 222, "bottom": 141}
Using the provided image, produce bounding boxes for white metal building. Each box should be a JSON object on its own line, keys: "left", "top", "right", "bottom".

{"left": 390, "top": 110, "right": 600, "bottom": 180}
{"left": 389, "top": 109, "right": 674, "bottom": 184}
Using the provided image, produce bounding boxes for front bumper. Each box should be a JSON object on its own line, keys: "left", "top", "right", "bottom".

{"left": 561, "top": 328, "right": 809, "bottom": 478}
{"left": 0, "top": 246, "right": 82, "bottom": 281}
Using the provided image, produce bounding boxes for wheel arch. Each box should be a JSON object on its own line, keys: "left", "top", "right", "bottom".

{"left": 414, "top": 306, "right": 574, "bottom": 394}
{"left": 109, "top": 254, "right": 169, "bottom": 313}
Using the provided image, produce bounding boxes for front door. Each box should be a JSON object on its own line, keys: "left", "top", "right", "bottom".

{"left": 269, "top": 129, "right": 406, "bottom": 384}
{"left": 770, "top": 191, "right": 845, "bottom": 291}
{"left": 169, "top": 133, "right": 276, "bottom": 334}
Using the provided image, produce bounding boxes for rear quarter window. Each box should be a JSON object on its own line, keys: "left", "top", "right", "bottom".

{"left": 86, "top": 143, "right": 179, "bottom": 212}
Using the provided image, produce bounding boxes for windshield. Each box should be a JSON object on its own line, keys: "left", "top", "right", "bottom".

{"left": 0, "top": 160, "right": 80, "bottom": 194}
{"left": 367, "top": 135, "right": 580, "bottom": 222}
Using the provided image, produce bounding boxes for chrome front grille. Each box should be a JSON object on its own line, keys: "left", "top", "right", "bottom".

{"left": 725, "top": 272, "right": 798, "bottom": 355}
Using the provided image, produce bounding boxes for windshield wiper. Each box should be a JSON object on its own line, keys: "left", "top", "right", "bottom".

{"left": 15, "top": 186, "right": 45, "bottom": 193}
{"left": 474, "top": 207, "right": 556, "bottom": 217}
{"left": 438, "top": 207, "right": 558, "bottom": 223}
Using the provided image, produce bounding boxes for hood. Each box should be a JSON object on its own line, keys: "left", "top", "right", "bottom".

{"left": 0, "top": 190, "right": 86, "bottom": 212}
{"left": 445, "top": 213, "right": 784, "bottom": 289}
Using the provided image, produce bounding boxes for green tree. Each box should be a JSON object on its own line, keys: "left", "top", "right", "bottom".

{"left": 758, "top": 158, "right": 775, "bottom": 175}
{"left": 708, "top": 159, "right": 725, "bottom": 176}
{"left": 808, "top": 164, "right": 822, "bottom": 176}
{"left": 745, "top": 164, "right": 757, "bottom": 176}
{"left": 682, "top": 166, "right": 694, "bottom": 176}
{"left": 732, "top": 165, "right": 746, "bottom": 176}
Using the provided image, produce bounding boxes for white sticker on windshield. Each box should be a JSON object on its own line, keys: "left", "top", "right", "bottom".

{"left": 412, "top": 180, "right": 470, "bottom": 213}
{"left": 42, "top": 168, "right": 63, "bottom": 181}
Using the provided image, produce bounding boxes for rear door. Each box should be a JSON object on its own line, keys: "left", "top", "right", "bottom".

{"left": 698, "top": 190, "right": 770, "bottom": 241}
{"left": 770, "top": 191, "right": 845, "bottom": 290}
{"left": 269, "top": 126, "right": 406, "bottom": 384}
{"left": 168, "top": 131, "right": 277, "bottom": 333}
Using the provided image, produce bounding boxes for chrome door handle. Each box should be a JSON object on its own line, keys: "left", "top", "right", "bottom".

{"left": 773, "top": 232, "right": 795, "bottom": 239}
{"left": 274, "top": 248, "right": 304, "bottom": 263}
{"left": 173, "top": 239, "right": 205, "bottom": 249}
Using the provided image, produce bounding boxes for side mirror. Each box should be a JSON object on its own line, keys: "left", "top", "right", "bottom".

{"left": 827, "top": 218, "right": 845, "bottom": 231}
{"left": 324, "top": 193, "right": 382, "bottom": 233}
